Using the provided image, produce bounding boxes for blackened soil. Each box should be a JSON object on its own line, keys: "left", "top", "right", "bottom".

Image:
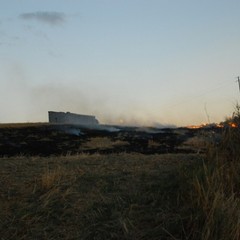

{"left": 0, "top": 124, "right": 222, "bottom": 157}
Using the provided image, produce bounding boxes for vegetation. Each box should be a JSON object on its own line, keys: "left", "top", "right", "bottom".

{"left": 178, "top": 105, "right": 240, "bottom": 240}
{"left": 0, "top": 122, "right": 50, "bottom": 128}
{"left": 0, "top": 153, "right": 200, "bottom": 240}
{"left": 0, "top": 107, "right": 239, "bottom": 239}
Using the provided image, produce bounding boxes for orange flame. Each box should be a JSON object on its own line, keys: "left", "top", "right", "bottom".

{"left": 229, "top": 122, "right": 237, "bottom": 128}
{"left": 186, "top": 123, "right": 208, "bottom": 129}
{"left": 187, "top": 122, "right": 237, "bottom": 129}
{"left": 187, "top": 123, "right": 225, "bottom": 129}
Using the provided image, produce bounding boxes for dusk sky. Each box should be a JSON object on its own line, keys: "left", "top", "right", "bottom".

{"left": 1, "top": 0, "right": 240, "bottom": 126}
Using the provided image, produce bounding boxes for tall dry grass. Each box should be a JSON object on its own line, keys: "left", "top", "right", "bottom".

{"left": 180, "top": 105, "right": 240, "bottom": 240}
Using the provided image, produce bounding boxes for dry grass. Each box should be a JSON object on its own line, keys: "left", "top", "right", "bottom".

{"left": 148, "top": 139, "right": 161, "bottom": 148}
{"left": 0, "top": 122, "right": 49, "bottom": 128}
{"left": 183, "top": 136, "right": 207, "bottom": 149}
{"left": 81, "top": 137, "right": 129, "bottom": 149}
{"left": 181, "top": 155, "right": 240, "bottom": 240}
{"left": 0, "top": 153, "right": 200, "bottom": 239}
{"left": 41, "top": 166, "right": 65, "bottom": 190}
{"left": 179, "top": 107, "right": 240, "bottom": 240}
{"left": 1, "top": 109, "right": 239, "bottom": 239}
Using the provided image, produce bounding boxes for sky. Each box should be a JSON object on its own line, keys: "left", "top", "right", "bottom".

{"left": 0, "top": 0, "right": 240, "bottom": 126}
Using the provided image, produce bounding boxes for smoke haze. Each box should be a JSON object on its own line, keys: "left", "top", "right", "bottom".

{"left": 0, "top": 62, "right": 173, "bottom": 127}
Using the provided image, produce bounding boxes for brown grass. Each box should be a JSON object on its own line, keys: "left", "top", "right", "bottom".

{"left": 81, "top": 137, "right": 129, "bottom": 149}
{"left": 0, "top": 122, "right": 49, "bottom": 128}
{"left": 2, "top": 110, "right": 239, "bottom": 239}
{"left": 0, "top": 153, "right": 200, "bottom": 239}
{"left": 179, "top": 107, "right": 240, "bottom": 240}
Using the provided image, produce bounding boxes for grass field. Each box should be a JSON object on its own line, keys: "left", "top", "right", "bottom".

{"left": 0, "top": 153, "right": 202, "bottom": 240}
{"left": 1, "top": 108, "right": 240, "bottom": 239}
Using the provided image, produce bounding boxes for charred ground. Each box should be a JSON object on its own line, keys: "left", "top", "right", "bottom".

{"left": 0, "top": 123, "right": 222, "bottom": 156}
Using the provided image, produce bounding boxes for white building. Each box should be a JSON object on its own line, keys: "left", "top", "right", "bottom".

{"left": 48, "top": 111, "right": 99, "bottom": 125}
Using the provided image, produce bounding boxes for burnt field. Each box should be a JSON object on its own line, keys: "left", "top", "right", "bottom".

{"left": 0, "top": 123, "right": 222, "bottom": 156}
{"left": 1, "top": 122, "right": 236, "bottom": 240}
